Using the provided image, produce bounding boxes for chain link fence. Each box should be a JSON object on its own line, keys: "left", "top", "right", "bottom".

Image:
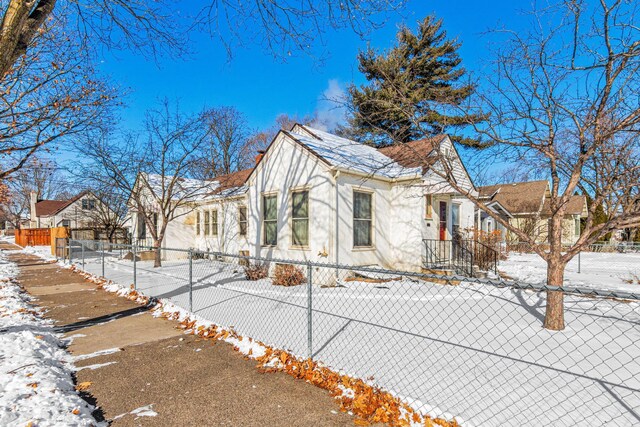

{"left": 506, "top": 241, "right": 640, "bottom": 254}
{"left": 60, "top": 239, "right": 640, "bottom": 426}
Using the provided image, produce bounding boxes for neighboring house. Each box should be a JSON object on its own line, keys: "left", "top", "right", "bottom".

{"left": 29, "top": 191, "right": 111, "bottom": 229}
{"left": 160, "top": 124, "right": 478, "bottom": 273}
{"left": 477, "top": 180, "right": 588, "bottom": 244}
{"left": 128, "top": 173, "right": 218, "bottom": 249}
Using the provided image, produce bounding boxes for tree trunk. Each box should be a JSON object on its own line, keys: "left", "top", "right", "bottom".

{"left": 153, "top": 239, "right": 162, "bottom": 268}
{"left": 543, "top": 257, "right": 566, "bottom": 330}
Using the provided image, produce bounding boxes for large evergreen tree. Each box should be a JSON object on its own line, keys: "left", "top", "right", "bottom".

{"left": 346, "top": 15, "right": 484, "bottom": 146}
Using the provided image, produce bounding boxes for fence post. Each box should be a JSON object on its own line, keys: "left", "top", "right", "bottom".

{"left": 578, "top": 251, "right": 581, "bottom": 274}
{"left": 101, "top": 241, "right": 105, "bottom": 278}
{"left": 69, "top": 240, "right": 73, "bottom": 265}
{"left": 188, "top": 248, "right": 193, "bottom": 312}
{"left": 470, "top": 244, "right": 475, "bottom": 277}
{"left": 81, "top": 242, "right": 85, "bottom": 270}
{"left": 307, "top": 263, "right": 313, "bottom": 359}
{"left": 133, "top": 243, "right": 137, "bottom": 290}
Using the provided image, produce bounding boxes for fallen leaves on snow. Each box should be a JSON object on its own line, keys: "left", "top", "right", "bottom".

{"left": 74, "top": 265, "right": 460, "bottom": 427}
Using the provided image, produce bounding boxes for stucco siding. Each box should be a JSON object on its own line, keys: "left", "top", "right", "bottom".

{"left": 247, "top": 134, "right": 334, "bottom": 264}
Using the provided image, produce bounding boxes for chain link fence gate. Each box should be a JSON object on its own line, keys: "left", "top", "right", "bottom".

{"left": 64, "top": 239, "right": 640, "bottom": 426}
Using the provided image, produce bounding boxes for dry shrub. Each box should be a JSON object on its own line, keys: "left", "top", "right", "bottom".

{"left": 272, "top": 264, "right": 306, "bottom": 287}
{"left": 244, "top": 262, "right": 269, "bottom": 280}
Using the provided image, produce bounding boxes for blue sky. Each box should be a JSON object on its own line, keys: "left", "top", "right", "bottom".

{"left": 98, "top": 0, "right": 529, "bottom": 134}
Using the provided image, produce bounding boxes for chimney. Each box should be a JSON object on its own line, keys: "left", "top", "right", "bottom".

{"left": 255, "top": 150, "right": 265, "bottom": 165}
{"left": 29, "top": 191, "right": 38, "bottom": 225}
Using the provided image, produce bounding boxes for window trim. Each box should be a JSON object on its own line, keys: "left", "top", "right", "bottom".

{"left": 290, "top": 188, "right": 310, "bottom": 249}
{"left": 451, "top": 202, "right": 462, "bottom": 237}
{"left": 262, "top": 192, "right": 278, "bottom": 247}
{"left": 352, "top": 189, "right": 374, "bottom": 249}
{"left": 211, "top": 209, "right": 219, "bottom": 236}
{"left": 82, "top": 198, "right": 96, "bottom": 210}
{"left": 238, "top": 205, "right": 248, "bottom": 237}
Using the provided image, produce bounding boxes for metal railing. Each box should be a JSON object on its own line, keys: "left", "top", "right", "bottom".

{"left": 59, "top": 239, "right": 640, "bottom": 427}
{"left": 424, "top": 238, "right": 498, "bottom": 276}
{"left": 473, "top": 239, "right": 499, "bottom": 275}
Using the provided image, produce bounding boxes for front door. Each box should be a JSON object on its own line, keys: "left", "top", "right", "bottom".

{"left": 439, "top": 201, "right": 447, "bottom": 240}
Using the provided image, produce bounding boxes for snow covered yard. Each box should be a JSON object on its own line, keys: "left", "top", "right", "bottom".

{"left": 0, "top": 249, "right": 101, "bottom": 426}
{"left": 501, "top": 251, "right": 640, "bottom": 293}
{"left": 71, "top": 248, "right": 640, "bottom": 427}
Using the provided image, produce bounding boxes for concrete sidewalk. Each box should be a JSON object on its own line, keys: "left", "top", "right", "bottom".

{"left": 2, "top": 243, "right": 354, "bottom": 426}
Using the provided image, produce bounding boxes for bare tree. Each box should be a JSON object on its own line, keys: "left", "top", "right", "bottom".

{"left": 191, "top": 106, "right": 253, "bottom": 179}
{"left": 1, "top": 1, "right": 407, "bottom": 78}
{"left": 345, "top": 1, "right": 640, "bottom": 330}
{"left": 73, "top": 130, "right": 143, "bottom": 239}
{"left": 1, "top": 2, "right": 405, "bottom": 178}
{"left": 0, "top": 17, "right": 117, "bottom": 179}
{"left": 1, "top": 156, "right": 67, "bottom": 228}
{"left": 77, "top": 100, "right": 212, "bottom": 267}
{"left": 0, "top": 0, "right": 183, "bottom": 78}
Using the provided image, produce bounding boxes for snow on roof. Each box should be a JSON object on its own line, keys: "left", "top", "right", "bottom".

{"left": 288, "top": 126, "right": 422, "bottom": 179}
{"left": 144, "top": 174, "right": 218, "bottom": 202}
{"left": 144, "top": 169, "right": 252, "bottom": 203}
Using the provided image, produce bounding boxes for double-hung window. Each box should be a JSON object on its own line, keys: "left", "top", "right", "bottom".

{"left": 82, "top": 199, "right": 96, "bottom": 210}
{"left": 353, "top": 191, "right": 372, "bottom": 247}
{"left": 196, "top": 211, "right": 201, "bottom": 235}
{"left": 291, "top": 190, "right": 309, "bottom": 246}
{"left": 211, "top": 210, "right": 218, "bottom": 236}
{"left": 263, "top": 194, "right": 277, "bottom": 246}
{"left": 204, "top": 211, "right": 210, "bottom": 236}
{"left": 239, "top": 206, "right": 247, "bottom": 236}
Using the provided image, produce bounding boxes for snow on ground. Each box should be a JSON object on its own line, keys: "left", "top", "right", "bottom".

{"left": 20, "top": 245, "right": 57, "bottom": 262}
{"left": 70, "top": 248, "right": 640, "bottom": 427}
{"left": 0, "top": 249, "right": 102, "bottom": 426}
{"left": 501, "top": 251, "right": 640, "bottom": 293}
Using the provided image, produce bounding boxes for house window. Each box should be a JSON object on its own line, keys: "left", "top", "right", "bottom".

{"left": 452, "top": 203, "right": 461, "bottom": 237}
{"left": 574, "top": 217, "right": 581, "bottom": 236}
{"left": 425, "top": 194, "right": 433, "bottom": 219}
{"left": 263, "top": 194, "right": 277, "bottom": 246}
{"left": 239, "top": 206, "right": 247, "bottom": 236}
{"left": 353, "top": 191, "right": 372, "bottom": 247}
{"left": 211, "top": 210, "right": 218, "bottom": 236}
{"left": 204, "top": 211, "right": 210, "bottom": 236}
{"left": 61, "top": 220, "right": 71, "bottom": 227}
{"left": 137, "top": 215, "right": 146, "bottom": 239}
{"left": 292, "top": 190, "right": 309, "bottom": 246}
{"left": 196, "top": 211, "right": 201, "bottom": 235}
{"left": 82, "top": 199, "right": 96, "bottom": 210}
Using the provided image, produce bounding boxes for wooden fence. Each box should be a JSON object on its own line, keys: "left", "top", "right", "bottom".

{"left": 14, "top": 228, "right": 51, "bottom": 247}
{"left": 50, "top": 227, "right": 69, "bottom": 255}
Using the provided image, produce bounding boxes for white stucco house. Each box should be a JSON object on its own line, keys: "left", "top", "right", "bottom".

{"left": 141, "top": 125, "right": 478, "bottom": 273}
